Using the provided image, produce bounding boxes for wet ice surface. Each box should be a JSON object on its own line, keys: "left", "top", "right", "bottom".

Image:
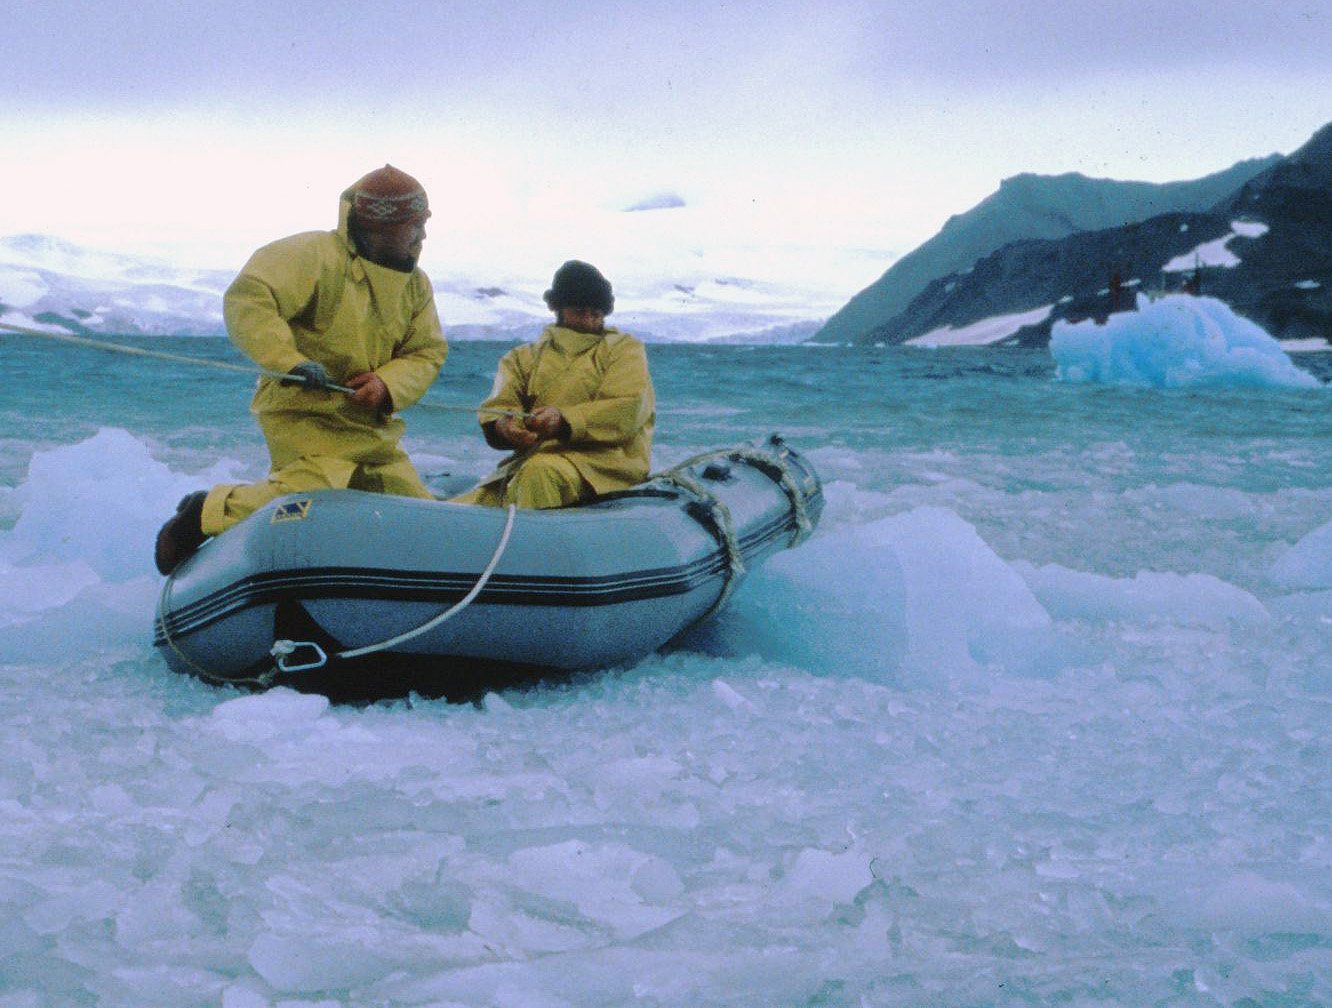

{"left": 2, "top": 338, "right": 1329, "bottom": 1006}
{"left": 2, "top": 623, "right": 1328, "bottom": 1006}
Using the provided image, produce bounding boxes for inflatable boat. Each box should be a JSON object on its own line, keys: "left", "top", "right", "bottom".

{"left": 154, "top": 435, "right": 822, "bottom": 699}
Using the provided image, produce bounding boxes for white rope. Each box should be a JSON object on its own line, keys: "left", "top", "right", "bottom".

{"left": 162, "top": 500, "right": 516, "bottom": 684}
{"left": 158, "top": 565, "right": 282, "bottom": 687}
{"left": 333, "top": 503, "right": 517, "bottom": 660}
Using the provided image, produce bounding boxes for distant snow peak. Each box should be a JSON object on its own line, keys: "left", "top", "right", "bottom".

{"left": 623, "top": 191, "right": 686, "bottom": 213}
{"left": 1, "top": 233, "right": 79, "bottom": 256}
{"left": 0, "top": 269, "right": 48, "bottom": 308}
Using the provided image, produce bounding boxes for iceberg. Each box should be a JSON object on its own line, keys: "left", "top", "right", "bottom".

{"left": 1050, "top": 294, "right": 1320, "bottom": 389}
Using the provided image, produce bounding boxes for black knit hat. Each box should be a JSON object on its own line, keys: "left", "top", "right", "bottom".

{"left": 543, "top": 260, "right": 614, "bottom": 315}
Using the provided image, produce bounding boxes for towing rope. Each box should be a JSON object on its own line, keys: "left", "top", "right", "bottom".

{"left": 1, "top": 320, "right": 526, "bottom": 418}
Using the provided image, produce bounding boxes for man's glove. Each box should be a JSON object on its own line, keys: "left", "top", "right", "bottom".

{"left": 281, "top": 361, "right": 331, "bottom": 390}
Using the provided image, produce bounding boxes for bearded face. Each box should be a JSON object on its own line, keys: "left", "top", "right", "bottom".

{"left": 350, "top": 213, "right": 428, "bottom": 272}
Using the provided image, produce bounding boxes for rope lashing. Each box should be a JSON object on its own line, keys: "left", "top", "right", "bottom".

{"left": 652, "top": 467, "right": 746, "bottom": 621}
{"left": 647, "top": 436, "right": 817, "bottom": 621}
{"left": 657, "top": 438, "right": 815, "bottom": 548}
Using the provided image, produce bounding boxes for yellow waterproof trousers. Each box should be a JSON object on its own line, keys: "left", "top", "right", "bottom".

{"left": 452, "top": 453, "right": 592, "bottom": 510}
{"left": 201, "top": 452, "right": 433, "bottom": 536}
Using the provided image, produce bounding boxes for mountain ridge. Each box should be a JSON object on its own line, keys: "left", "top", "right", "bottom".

{"left": 829, "top": 122, "right": 1330, "bottom": 349}
{"left": 812, "top": 154, "right": 1285, "bottom": 345}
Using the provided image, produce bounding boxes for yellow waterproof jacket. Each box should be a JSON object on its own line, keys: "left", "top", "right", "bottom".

{"left": 478, "top": 325, "right": 655, "bottom": 494}
{"left": 222, "top": 190, "right": 447, "bottom": 468}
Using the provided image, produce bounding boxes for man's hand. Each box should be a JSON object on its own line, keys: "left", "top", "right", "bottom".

{"left": 346, "top": 372, "right": 391, "bottom": 412}
{"left": 494, "top": 413, "right": 539, "bottom": 449}
{"left": 281, "top": 361, "right": 331, "bottom": 390}
{"left": 526, "top": 406, "right": 568, "bottom": 440}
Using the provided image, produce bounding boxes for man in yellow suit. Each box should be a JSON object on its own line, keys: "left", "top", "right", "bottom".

{"left": 154, "top": 165, "right": 448, "bottom": 574}
{"left": 455, "top": 260, "right": 654, "bottom": 509}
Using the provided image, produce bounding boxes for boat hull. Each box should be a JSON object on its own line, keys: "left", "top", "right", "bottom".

{"left": 154, "top": 437, "right": 821, "bottom": 699}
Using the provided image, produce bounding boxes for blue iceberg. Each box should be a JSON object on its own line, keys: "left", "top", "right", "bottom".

{"left": 1051, "top": 294, "right": 1321, "bottom": 389}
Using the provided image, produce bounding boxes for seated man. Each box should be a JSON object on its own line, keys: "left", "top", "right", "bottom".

{"left": 154, "top": 165, "right": 448, "bottom": 574}
{"left": 454, "top": 260, "right": 654, "bottom": 509}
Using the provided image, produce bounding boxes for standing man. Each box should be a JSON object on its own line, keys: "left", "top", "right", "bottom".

{"left": 454, "top": 260, "right": 654, "bottom": 509}
{"left": 154, "top": 165, "right": 448, "bottom": 574}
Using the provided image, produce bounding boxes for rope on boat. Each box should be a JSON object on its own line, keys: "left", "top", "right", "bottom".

{"left": 657, "top": 435, "right": 815, "bottom": 544}
{"left": 727, "top": 441, "right": 814, "bottom": 547}
{"left": 155, "top": 567, "right": 236, "bottom": 685}
{"left": 158, "top": 560, "right": 293, "bottom": 689}
{"left": 158, "top": 503, "right": 516, "bottom": 685}
{"left": 0, "top": 320, "right": 528, "bottom": 418}
{"left": 652, "top": 467, "right": 747, "bottom": 621}
{"left": 267, "top": 503, "right": 518, "bottom": 674}
{"left": 650, "top": 434, "right": 816, "bottom": 621}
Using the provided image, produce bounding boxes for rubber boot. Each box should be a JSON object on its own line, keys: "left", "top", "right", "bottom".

{"left": 154, "top": 491, "right": 209, "bottom": 575}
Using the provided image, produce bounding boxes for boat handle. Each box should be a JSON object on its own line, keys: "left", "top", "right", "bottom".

{"left": 270, "top": 639, "right": 328, "bottom": 673}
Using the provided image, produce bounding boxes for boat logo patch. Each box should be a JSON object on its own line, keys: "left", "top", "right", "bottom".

{"left": 271, "top": 499, "right": 313, "bottom": 524}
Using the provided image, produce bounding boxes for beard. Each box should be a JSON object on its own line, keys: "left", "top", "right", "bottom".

{"left": 372, "top": 250, "right": 419, "bottom": 273}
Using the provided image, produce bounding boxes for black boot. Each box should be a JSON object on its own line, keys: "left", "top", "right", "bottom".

{"left": 154, "top": 491, "right": 209, "bottom": 575}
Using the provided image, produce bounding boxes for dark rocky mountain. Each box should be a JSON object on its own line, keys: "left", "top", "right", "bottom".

{"left": 812, "top": 155, "right": 1281, "bottom": 345}
{"left": 835, "top": 121, "right": 1331, "bottom": 349}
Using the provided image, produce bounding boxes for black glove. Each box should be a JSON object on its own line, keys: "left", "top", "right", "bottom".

{"left": 281, "top": 361, "right": 331, "bottom": 390}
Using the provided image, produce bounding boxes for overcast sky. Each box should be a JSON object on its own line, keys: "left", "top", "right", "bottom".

{"left": 3, "top": 0, "right": 1329, "bottom": 290}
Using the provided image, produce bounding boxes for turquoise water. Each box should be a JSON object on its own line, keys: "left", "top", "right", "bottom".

{"left": 1, "top": 334, "right": 1329, "bottom": 1005}
{"left": 9, "top": 337, "right": 1325, "bottom": 581}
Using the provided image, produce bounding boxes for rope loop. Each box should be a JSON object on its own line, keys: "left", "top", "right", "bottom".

{"left": 159, "top": 503, "right": 517, "bottom": 687}
{"left": 332, "top": 503, "right": 517, "bottom": 661}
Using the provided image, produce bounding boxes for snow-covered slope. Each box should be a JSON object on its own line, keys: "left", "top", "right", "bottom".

{"left": 0, "top": 233, "right": 838, "bottom": 344}
{"left": 0, "top": 235, "right": 233, "bottom": 336}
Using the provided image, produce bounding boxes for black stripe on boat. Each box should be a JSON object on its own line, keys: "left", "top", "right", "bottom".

{"left": 154, "top": 505, "right": 811, "bottom": 645}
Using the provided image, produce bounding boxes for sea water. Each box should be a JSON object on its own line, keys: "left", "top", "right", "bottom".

{"left": 1, "top": 319, "right": 1329, "bottom": 1006}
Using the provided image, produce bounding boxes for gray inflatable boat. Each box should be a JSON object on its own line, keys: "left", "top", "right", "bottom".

{"left": 154, "top": 435, "right": 822, "bottom": 699}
